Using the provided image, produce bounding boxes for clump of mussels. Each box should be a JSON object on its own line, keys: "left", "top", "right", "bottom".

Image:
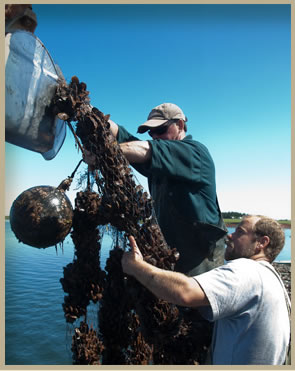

{"left": 52, "top": 76, "right": 211, "bottom": 364}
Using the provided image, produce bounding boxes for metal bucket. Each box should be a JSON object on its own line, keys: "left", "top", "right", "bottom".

{"left": 5, "top": 30, "right": 66, "bottom": 160}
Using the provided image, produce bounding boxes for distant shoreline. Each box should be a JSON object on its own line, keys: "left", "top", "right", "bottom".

{"left": 225, "top": 221, "right": 291, "bottom": 229}
{"left": 5, "top": 216, "right": 292, "bottom": 228}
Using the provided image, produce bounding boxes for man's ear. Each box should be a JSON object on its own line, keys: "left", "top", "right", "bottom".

{"left": 177, "top": 119, "right": 185, "bottom": 131}
{"left": 258, "top": 236, "right": 270, "bottom": 249}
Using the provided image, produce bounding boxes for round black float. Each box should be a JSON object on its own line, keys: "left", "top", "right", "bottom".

{"left": 10, "top": 185, "right": 73, "bottom": 248}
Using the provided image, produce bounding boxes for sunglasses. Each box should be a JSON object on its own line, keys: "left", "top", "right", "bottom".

{"left": 148, "top": 120, "right": 176, "bottom": 137}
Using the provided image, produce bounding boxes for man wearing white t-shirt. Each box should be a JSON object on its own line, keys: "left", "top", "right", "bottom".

{"left": 121, "top": 215, "right": 290, "bottom": 365}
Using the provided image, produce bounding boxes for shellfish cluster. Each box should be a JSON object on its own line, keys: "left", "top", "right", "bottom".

{"left": 53, "top": 76, "right": 211, "bottom": 364}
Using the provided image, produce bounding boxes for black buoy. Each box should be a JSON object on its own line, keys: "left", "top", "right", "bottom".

{"left": 10, "top": 184, "right": 73, "bottom": 248}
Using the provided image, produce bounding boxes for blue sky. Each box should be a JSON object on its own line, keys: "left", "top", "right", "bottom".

{"left": 5, "top": 4, "right": 291, "bottom": 220}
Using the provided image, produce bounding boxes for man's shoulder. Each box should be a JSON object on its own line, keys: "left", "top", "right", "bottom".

{"left": 221, "top": 259, "right": 273, "bottom": 282}
{"left": 210, "top": 259, "right": 261, "bottom": 278}
{"left": 182, "top": 135, "right": 210, "bottom": 151}
{"left": 196, "top": 259, "right": 254, "bottom": 281}
{"left": 225, "top": 258, "right": 259, "bottom": 269}
{"left": 183, "top": 135, "right": 200, "bottom": 145}
{"left": 117, "top": 125, "right": 139, "bottom": 143}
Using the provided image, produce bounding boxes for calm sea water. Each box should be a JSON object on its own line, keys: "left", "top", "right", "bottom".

{"left": 5, "top": 221, "right": 291, "bottom": 365}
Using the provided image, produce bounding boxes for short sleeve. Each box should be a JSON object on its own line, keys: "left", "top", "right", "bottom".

{"left": 194, "top": 259, "right": 261, "bottom": 321}
{"left": 117, "top": 125, "right": 140, "bottom": 143}
{"left": 147, "top": 138, "right": 202, "bottom": 182}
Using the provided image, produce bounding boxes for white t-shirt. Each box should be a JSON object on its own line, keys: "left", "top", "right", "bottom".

{"left": 194, "top": 258, "right": 290, "bottom": 365}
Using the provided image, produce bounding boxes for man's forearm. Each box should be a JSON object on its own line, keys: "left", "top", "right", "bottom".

{"left": 127, "top": 260, "right": 209, "bottom": 307}
{"left": 108, "top": 120, "right": 150, "bottom": 164}
{"left": 120, "top": 141, "right": 151, "bottom": 164}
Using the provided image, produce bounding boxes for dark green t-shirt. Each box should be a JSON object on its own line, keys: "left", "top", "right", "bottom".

{"left": 117, "top": 125, "right": 226, "bottom": 274}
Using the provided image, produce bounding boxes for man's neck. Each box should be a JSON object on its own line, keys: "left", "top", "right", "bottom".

{"left": 251, "top": 255, "right": 270, "bottom": 263}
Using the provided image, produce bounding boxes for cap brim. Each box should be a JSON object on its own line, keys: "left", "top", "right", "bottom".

{"left": 137, "top": 119, "right": 168, "bottom": 134}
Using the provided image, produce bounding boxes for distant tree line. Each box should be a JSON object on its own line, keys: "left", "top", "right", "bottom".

{"left": 221, "top": 211, "right": 246, "bottom": 219}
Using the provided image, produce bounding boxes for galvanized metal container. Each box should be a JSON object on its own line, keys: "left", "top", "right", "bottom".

{"left": 5, "top": 30, "right": 66, "bottom": 160}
